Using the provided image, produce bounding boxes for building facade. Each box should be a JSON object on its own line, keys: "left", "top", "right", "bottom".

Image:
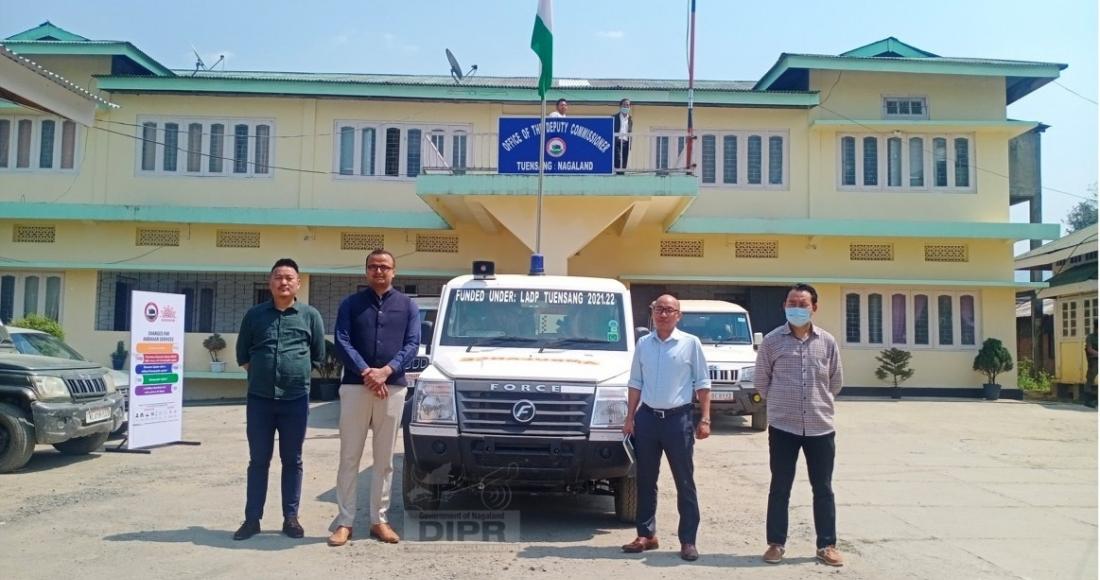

{"left": 0, "top": 24, "right": 1064, "bottom": 397}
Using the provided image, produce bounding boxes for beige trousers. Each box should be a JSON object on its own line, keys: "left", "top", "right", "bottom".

{"left": 331, "top": 383, "right": 405, "bottom": 529}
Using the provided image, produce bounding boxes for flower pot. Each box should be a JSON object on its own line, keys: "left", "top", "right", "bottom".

{"left": 891, "top": 387, "right": 902, "bottom": 400}
{"left": 110, "top": 355, "right": 127, "bottom": 371}
{"left": 982, "top": 383, "right": 1001, "bottom": 401}
{"left": 319, "top": 380, "right": 340, "bottom": 401}
{"left": 210, "top": 361, "right": 227, "bottom": 373}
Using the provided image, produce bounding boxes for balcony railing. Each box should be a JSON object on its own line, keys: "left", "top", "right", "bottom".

{"left": 420, "top": 131, "right": 695, "bottom": 176}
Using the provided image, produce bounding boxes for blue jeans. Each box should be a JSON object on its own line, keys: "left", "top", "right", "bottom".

{"left": 245, "top": 394, "right": 309, "bottom": 521}
{"left": 634, "top": 404, "right": 699, "bottom": 544}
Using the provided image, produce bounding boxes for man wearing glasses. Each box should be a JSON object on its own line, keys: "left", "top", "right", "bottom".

{"left": 328, "top": 249, "right": 420, "bottom": 546}
{"left": 233, "top": 258, "right": 326, "bottom": 541}
{"left": 621, "top": 295, "right": 711, "bottom": 561}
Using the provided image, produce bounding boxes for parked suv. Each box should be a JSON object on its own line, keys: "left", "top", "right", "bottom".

{"left": 406, "top": 296, "right": 440, "bottom": 384}
{"left": 0, "top": 323, "right": 126, "bottom": 472}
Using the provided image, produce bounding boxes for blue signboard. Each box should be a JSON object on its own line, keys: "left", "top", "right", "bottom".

{"left": 498, "top": 116, "right": 614, "bottom": 175}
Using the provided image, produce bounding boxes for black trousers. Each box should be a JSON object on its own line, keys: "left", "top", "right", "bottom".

{"left": 614, "top": 139, "right": 630, "bottom": 174}
{"left": 766, "top": 426, "right": 837, "bottom": 549}
{"left": 634, "top": 404, "right": 699, "bottom": 544}
{"left": 245, "top": 393, "right": 309, "bottom": 521}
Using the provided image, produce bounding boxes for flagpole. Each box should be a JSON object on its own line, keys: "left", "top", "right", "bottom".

{"left": 536, "top": 97, "right": 546, "bottom": 256}
{"left": 685, "top": 0, "right": 697, "bottom": 175}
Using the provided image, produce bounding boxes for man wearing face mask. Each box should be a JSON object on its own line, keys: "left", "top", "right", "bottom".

{"left": 613, "top": 98, "right": 633, "bottom": 174}
{"left": 753, "top": 283, "right": 844, "bottom": 567}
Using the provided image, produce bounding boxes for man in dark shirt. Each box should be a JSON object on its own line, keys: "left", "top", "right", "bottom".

{"left": 233, "top": 258, "right": 325, "bottom": 541}
{"left": 327, "top": 249, "right": 419, "bottom": 547}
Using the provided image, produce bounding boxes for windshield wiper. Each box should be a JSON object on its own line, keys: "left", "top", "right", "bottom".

{"left": 538, "top": 337, "right": 609, "bottom": 353}
{"left": 465, "top": 336, "right": 539, "bottom": 352}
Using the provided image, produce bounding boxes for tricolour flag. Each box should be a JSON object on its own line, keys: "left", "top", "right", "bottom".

{"left": 530, "top": 0, "right": 553, "bottom": 98}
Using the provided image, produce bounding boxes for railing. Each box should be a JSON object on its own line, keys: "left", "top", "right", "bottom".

{"left": 420, "top": 131, "right": 696, "bottom": 176}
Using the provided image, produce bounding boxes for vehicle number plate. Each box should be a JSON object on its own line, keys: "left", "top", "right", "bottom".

{"left": 86, "top": 407, "right": 111, "bottom": 424}
{"left": 711, "top": 391, "right": 737, "bottom": 401}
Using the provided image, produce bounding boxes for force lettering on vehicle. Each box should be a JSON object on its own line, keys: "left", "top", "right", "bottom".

{"left": 490, "top": 383, "right": 562, "bottom": 393}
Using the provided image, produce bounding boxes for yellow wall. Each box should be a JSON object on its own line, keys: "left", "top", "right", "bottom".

{"left": 808, "top": 71, "right": 1006, "bottom": 121}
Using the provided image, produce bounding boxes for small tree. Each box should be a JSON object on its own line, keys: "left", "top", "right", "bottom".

{"left": 973, "top": 338, "right": 1014, "bottom": 385}
{"left": 11, "top": 313, "right": 64, "bottom": 340}
{"left": 875, "top": 348, "right": 915, "bottom": 388}
{"left": 316, "top": 339, "right": 343, "bottom": 380}
{"left": 202, "top": 333, "right": 227, "bottom": 363}
{"left": 1064, "top": 183, "right": 1098, "bottom": 233}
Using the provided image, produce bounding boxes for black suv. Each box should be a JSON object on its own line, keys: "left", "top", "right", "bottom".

{"left": 0, "top": 324, "right": 125, "bottom": 472}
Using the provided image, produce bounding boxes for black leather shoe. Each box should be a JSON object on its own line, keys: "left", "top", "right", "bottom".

{"left": 680, "top": 544, "right": 699, "bottom": 561}
{"left": 233, "top": 520, "right": 261, "bottom": 540}
{"left": 282, "top": 517, "right": 304, "bottom": 539}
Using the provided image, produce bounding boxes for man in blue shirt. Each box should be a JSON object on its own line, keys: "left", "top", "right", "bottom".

{"left": 327, "top": 249, "right": 420, "bottom": 547}
{"left": 622, "top": 294, "right": 711, "bottom": 561}
{"left": 233, "top": 258, "right": 325, "bottom": 541}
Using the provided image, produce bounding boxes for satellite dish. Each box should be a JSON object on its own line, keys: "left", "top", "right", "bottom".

{"left": 445, "top": 48, "right": 478, "bottom": 83}
{"left": 191, "top": 46, "right": 207, "bottom": 76}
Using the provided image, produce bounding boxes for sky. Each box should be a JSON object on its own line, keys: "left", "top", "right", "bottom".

{"left": 2, "top": 0, "right": 1097, "bottom": 242}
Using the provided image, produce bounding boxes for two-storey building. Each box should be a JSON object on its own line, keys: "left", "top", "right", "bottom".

{"left": 0, "top": 23, "right": 1063, "bottom": 397}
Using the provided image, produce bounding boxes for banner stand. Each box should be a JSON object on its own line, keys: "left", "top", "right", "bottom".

{"left": 105, "top": 438, "right": 201, "bottom": 454}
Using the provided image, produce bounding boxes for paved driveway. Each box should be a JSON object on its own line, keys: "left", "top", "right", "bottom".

{"left": 0, "top": 399, "right": 1094, "bottom": 579}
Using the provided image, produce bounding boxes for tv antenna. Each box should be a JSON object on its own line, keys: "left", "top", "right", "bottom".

{"left": 191, "top": 45, "right": 225, "bottom": 76}
{"left": 445, "top": 48, "right": 478, "bottom": 83}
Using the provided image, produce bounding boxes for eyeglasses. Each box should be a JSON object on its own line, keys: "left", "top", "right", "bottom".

{"left": 652, "top": 307, "right": 679, "bottom": 316}
{"left": 367, "top": 265, "right": 393, "bottom": 272}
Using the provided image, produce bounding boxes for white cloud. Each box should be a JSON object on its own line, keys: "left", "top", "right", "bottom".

{"left": 597, "top": 30, "right": 625, "bottom": 40}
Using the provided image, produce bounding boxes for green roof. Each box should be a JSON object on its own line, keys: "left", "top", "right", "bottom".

{"left": 755, "top": 37, "right": 1065, "bottom": 105}
{"left": 4, "top": 22, "right": 173, "bottom": 77}
{"left": 95, "top": 73, "right": 819, "bottom": 107}
{"left": 5, "top": 21, "right": 88, "bottom": 42}
{"left": 1045, "top": 263, "right": 1098, "bottom": 288}
{"left": 669, "top": 216, "right": 1060, "bottom": 241}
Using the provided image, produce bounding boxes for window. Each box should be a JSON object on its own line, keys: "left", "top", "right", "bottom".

{"left": 845, "top": 288, "right": 977, "bottom": 348}
{"left": 334, "top": 121, "right": 471, "bottom": 179}
{"left": 692, "top": 130, "right": 787, "bottom": 188}
{"left": 839, "top": 133, "right": 973, "bottom": 191}
{"left": 0, "top": 272, "right": 63, "bottom": 323}
{"left": 1062, "top": 301, "right": 1078, "bottom": 338}
{"left": 179, "top": 283, "right": 216, "bottom": 333}
{"left": 136, "top": 117, "right": 273, "bottom": 177}
{"left": 0, "top": 115, "right": 80, "bottom": 172}
{"left": 883, "top": 96, "right": 928, "bottom": 120}
{"left": 654, "top": 135, "right": 686, "bottom": 174}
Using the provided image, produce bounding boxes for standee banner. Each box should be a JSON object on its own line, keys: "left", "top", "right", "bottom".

{"left": 127, "top": 291, "right": 185, "bottom": 449}
{"left": 498, "top": 116, "right": 614, "bottom": 175}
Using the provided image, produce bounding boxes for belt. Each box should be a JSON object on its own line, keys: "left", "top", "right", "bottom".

{"left": 641, "top": 403, "right": 694, "bottom": 419}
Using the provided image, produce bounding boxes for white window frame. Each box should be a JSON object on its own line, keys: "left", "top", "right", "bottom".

{"left": 0, "top": 115, "right": 81, "bottom": 173}
{"left": 882, "top": 95, "right": 929, "bottom": 120}
{"left": 655, "top": 128, "right": 788, "bottom": 189}
{"left": 134, "top": 116, "right": 275, "bottom": 178}
{"left": 837, "top": 133, "right": 975, "bottom": 192}
{"left": 842, "top": 287, "right": 980, "bottom": 350}
{"left": 332, "top": 121, "right": 472, "bottom": 181}
{"left": 0, "top": 271, "right": 64, "bottom": 323}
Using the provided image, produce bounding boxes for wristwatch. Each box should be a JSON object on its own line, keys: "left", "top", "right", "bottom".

{"left": 699, "top": 417, "right": 711, "bottom": 425}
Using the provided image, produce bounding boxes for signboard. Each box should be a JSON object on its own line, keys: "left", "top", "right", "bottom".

{"left": 127, "top": 291, "right": 185, "bottom": 449}
{"left": 498, "top": 116, "right": 614, "bottom": 174}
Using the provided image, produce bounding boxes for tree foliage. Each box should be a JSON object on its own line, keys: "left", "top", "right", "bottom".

{"left": 874, "top": 347, "right": 915, "bottom": 388}
{"left": 1064, "top": 183, "right": 1098, "bottom": 233}
{"left": 11, "top": 314, "right": 64, "bottom": 340}
{"left": 973, "top": 338, "right": 1014, "bottom": 385}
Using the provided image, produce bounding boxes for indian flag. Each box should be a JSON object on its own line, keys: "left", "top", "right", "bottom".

{"left": 530, "top": 0, "right": 553, "bottom": 98}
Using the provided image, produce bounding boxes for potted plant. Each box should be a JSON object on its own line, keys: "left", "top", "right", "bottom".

{"left": 110, "top": 340, "right": 129, "bottom": 371}
{"left": 203, "top": 333, "right": 228, "bottom": 372}
{"left": 973, "top": 338, "right": 1013, "bottom": 400}
{"left": 874, "top": 347, "right": 915, "bottom": 399}
{"left": 311, "top": 339, "right": 343, "bottom": 401}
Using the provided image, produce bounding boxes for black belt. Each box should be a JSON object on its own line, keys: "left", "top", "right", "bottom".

{"left": 641, "top": 403, "right": 694, "bottom": 419}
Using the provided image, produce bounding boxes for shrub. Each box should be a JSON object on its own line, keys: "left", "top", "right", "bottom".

{"left": 874, "top": 347, "right": 915, "bottom": 388}
{"left": 202, "top": 333, "right": 227, "bottom": 362}
{"left": 973, "top": 338, "right": 1014, "bottom": 385}
{"left": 11, "top": 314, "right": 64, "bottom": 340}
{"left": 1017, "top": 358, "right": 1054, "bottom": 392}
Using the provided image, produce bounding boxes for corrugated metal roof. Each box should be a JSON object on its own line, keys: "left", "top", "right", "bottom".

{"left": 170, "top": 70, "right": 765, "bottom": 92}
{"left": 781, "top": 52, "right": 1068, "bottom": 69}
